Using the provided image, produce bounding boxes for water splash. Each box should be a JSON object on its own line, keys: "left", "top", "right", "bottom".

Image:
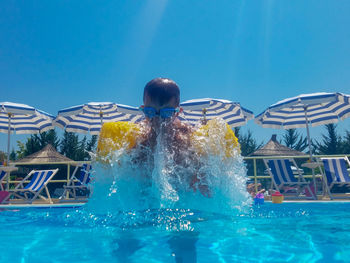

{"left": 88, "top": 118, "right": 251, "bottom": 216}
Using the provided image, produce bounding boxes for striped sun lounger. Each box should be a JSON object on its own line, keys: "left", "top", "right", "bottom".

{"left": 0, "top": 170, "right": 9, "bottom": 191}
{"left": 321, "top": 157, "right": 350, "bottom": 199}
{"left": 264, "top": 159, "right": 316, "bottom": 199}
{"left": 60, "top": 163, "right": 92, "bottom": 200}
{"left": 7, "top": 169, "right": 59, "bottom": 204}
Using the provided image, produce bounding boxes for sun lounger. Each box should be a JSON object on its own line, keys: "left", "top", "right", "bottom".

{"left": 7, "top": 168, "right": 59, "bottom": 204}
{"left": 60, "top": 163, "right": 92, "bottom": 200}
{"left": 321, "top": 157, "right": 350, "bottom": 199}
{"left": 264, "top": 159, "right": 316, "bottom": 199}
{"left": 0, "top": 170, "right": 8, "bottom": 191}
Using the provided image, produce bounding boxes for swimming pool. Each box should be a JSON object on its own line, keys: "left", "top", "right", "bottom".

{"left": 1, "top": 202, "right": 349, "bottom": 263}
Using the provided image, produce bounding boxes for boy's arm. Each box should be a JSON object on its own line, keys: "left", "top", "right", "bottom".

{"left": 188, "top": 154, "right": 212, "bottom": 198}
{"left": 190, "top": 173, "right": 212, "bottom": 198}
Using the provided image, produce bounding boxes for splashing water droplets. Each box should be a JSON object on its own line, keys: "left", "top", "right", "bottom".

{"left": 88, "top": 118, "right": 251, "bottom": 216}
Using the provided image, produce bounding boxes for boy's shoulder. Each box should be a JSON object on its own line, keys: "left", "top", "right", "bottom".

{"left": 173, "top": 118, "right": 194, "bottom": 133}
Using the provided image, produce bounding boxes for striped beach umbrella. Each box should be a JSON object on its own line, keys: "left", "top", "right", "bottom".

{"left": 54, "top": 102, "right": 143, "bottom": 135}
{"left": 116, "top": 98, "right": 254, "bottom": 127}
{"left": 255, "top": 92, "right": 350, "bottom": 159}
{"left": 0, "top": 102, "right": 54, "bottom": 164}
{"left": 179, "top": 98, "right": 254, "bottom": 127}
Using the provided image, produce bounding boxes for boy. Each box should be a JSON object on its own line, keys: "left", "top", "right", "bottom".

{"left": 98, "top": 77, "right": 211, "bottom": 197}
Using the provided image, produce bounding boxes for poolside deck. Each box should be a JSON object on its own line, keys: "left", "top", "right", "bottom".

{"left": 267, "top": 199, "right": 350, "bottom": 203}
{"left": 264, "top": 194, "right": 350, "bottom": 203}
{"left": 0, "top": 198, "right": 87, "bottom": 209}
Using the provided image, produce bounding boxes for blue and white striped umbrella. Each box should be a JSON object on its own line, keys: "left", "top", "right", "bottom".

{"left": 54, "top": 102, "right": 143, "bottom": 135}
{"left": 255, "top": 92, "right": 350, "bottom": 160}
{"left": 117, "top": 98, "right": 254, "bottom": 127}
{"left": 0, "top": 102, "right": 54, "bottom": 164}
{"left": 255, "top": 92, "right": 350, "bottom": 129}
{"left": 0, "top": 103, "right": 53, "bottom": 134}
{"left": 179, "top": 98, "right": 254, "bottom": 127}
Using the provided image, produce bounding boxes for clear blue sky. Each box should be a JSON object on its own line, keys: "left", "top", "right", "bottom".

{"left": 1, "top": 0, "right": 350, "bottom": 151}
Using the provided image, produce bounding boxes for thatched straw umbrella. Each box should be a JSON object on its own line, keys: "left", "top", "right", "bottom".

{"left": 16, "top": 144, "right": 73, "bottom": 164}
{"left": 15, "top": 144, "right": 76, "bottom": 194}
{"left": 250, "top": 134, "right": 304, "bottom": 157}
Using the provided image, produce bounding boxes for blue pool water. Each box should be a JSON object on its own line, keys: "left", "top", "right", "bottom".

{"left": 3, "top": 122, "right": 349, "bottom": 262}
{"left": 1, "top": 203, "right": 350, "bottom": 263}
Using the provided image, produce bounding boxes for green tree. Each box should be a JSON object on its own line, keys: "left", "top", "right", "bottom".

{"left": 83, "top": 135, "right": 98, "bottom": 160}
{"left": 233, "top": 127, "right": 241, "bottom": 141}
{"left": 86, "top": 135, "right": 98, "bottom": 152}
{"left": 14, "top": 130, "right": 95, "bottom": 161}
{"left": 315, "top": 124, "right": 342, "bottom": 155}
{"left": 9, "top": 149, "right": 17, "bottom": 161}
{"left": 282, "top": 129, "right": 308, "bottom": 152}
{"left": 16, "top": 141, "right": 27, "bottom": 159}
{"left": 15, "top": 129, "right": 61, "bottom": 158}
{"left": 60, "top": 133, "right": 98, "bottom": 161}
{"left": 342, "top": 130, "right": 350, "bottom": 154}
{"left": 60, "top": 131, "right": 79, "bottom": 160}
{"left": 234, "top": 127, "right": 262, "bottom": 156}
{"left": 234, "top": 127, "right": 264, "bottom": 178}
{"left": 24, "top": 135, "right": 42, "bottom": 156}
{"left": 0, "top": 151, "right": 6, "bottom": 164}
{"left": 36, "top": 129, "right": 60, "bottom": 149}
{"left": 76, "top": 136, "right": 87, "bottom": 161}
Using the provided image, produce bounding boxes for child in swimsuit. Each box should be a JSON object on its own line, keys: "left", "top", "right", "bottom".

{"left": 98, "top": 78, "right": 212, "bottom": 197}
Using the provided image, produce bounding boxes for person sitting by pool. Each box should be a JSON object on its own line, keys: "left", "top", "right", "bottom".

{"left": 247, "top": 183, "right": 266, "bottom": 198}
{"left": 97, "top": 77, "right": 240, "bottom": 198}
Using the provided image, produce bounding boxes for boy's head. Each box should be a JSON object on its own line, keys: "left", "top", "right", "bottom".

{"left": 143, "top": 78, "right": 180, "bottom": 109}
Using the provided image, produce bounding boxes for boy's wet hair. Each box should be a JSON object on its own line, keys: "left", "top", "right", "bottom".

{"left": 143, "top": 78, "right": 180, "bottom": 107}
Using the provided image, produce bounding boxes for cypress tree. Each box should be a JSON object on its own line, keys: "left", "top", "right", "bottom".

{"left": 60, "top": 131, "right": 79, "bottom": 160}
{"left": 282, "top": 129, "right": 308, "bottom": 152}
{"left": 315, "top": 124, "right": 342, "bottom": 155}
{"left": 342, "top": 130, "right": 350, "bottom": 154}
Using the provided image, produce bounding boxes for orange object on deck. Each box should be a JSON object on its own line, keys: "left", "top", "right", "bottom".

{"left": 271, "top": 191, "right": 284, "bottom": 204}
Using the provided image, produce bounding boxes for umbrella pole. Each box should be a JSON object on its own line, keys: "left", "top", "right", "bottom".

{"left": 304, "top": 117, "right": 313, "bottom": 161}
{"left": 202, "top": 108, "right": 207, "bottom": 125}
{"left": 99, "top": 110, "right": 104, "bottom": 126}
{"left": 304, "top": 109, "right": 317, "bottom": 198}
{"left": 6, "top": 113, "right": 11, "bottom": 166}
{"left": 6, "top": 113, "right": 12, "bottom": 191}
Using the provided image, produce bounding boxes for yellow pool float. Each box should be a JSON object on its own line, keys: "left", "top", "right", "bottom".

{"left": 97, "top": 121, "right": 142, "bottom": 158}
{"left": 97, "top": 119, "right": 240, "bottom": 159}
{"left": 191, "top": 119, "right": 240, "bottom": 158}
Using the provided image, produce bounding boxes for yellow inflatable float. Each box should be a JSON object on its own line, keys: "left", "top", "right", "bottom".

{"left": 191, "top": 119, "right": 240, "bottom": 158}
{"left": 97, "top": 121, "right": 142, "bottom": 157}
{"left": 97, "top": 119, "right": 240, "bottom": 159}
